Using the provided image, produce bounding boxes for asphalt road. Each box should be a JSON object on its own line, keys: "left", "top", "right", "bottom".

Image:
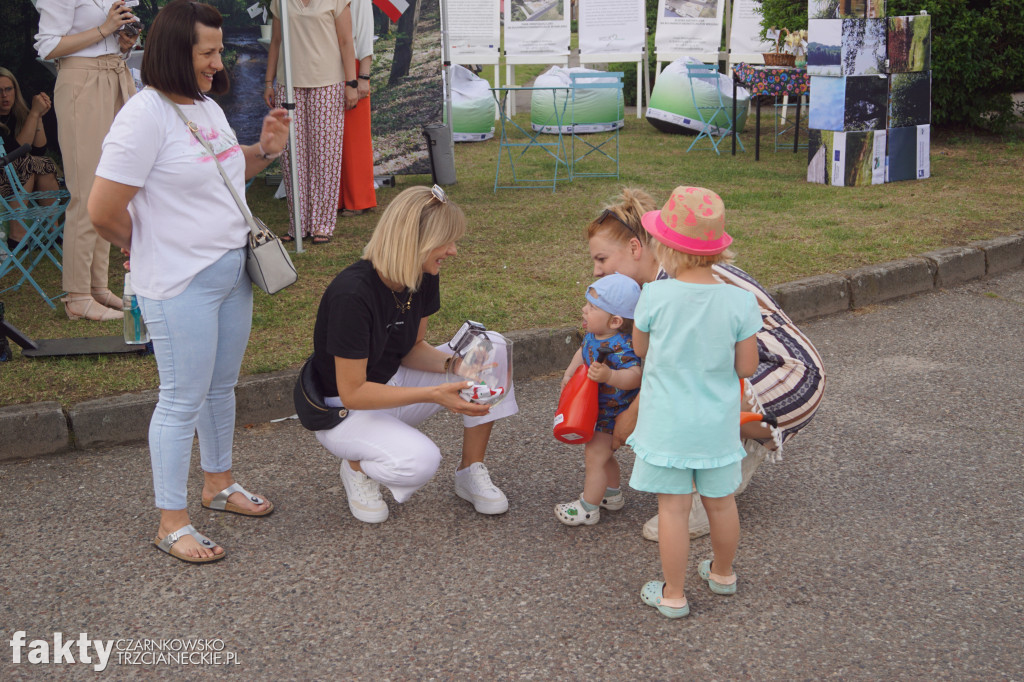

{"left": 2, "top": 269, "right": 1022, "bottom": 680}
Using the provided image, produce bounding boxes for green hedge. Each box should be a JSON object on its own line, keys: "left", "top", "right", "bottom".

{"left": 758, "top": 0, "right": 1024, "bottom": 132}
{"left": 887, "top": 0, "right": 1024, "bottom": 132}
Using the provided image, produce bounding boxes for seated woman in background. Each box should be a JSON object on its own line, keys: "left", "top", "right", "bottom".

{"left": 0, "top": 66, "right": 61, "bottom": 249}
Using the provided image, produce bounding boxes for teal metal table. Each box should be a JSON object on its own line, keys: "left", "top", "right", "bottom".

{"left": 491, "top": 85, "right": 571, "bottom": 192}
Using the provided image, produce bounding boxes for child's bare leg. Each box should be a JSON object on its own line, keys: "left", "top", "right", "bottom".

{"left": 603, "top": 448, "right": 621, "bottom": 490}
{"left": 582, "top": 432, "right": 614, "bottom": 506}
{"left": 658, "top": 492, "right": 692, "bottom": 601}
{"left": 701, "top": 493, "right": 739, "bottom": 581}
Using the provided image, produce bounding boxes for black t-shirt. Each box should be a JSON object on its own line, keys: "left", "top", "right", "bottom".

{"left": 311, "top": 259, "right": 441, "bottom": 397}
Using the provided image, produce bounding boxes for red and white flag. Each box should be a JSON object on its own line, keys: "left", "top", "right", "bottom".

{"left": 372, "top": 0, "right": 409, "bottom": 22}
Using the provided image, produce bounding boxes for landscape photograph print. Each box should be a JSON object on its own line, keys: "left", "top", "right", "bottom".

{"left": 663, "top": 0, "right": 719, "bottom": 19}
{"left": 888, "top": 14, "right": 931, "bottom": 73}
{"left": 807, "top": 19, "right": 842, "bottom": 77}
{"left": 844, "top": 74, "right": 888, "bottom": 131}
{"left": 809, "top": 75, "right": 846, "bottom": 130}
{"left": 808, "top": 0, "right": 886, "bottom": 20}
{"left": 886, "top": 124, "right": 918, "bottom": 181}
{"left": 511, "top": 0, "right": 564, "bottom": 22}
{"left": 841, "top": 131, "right": 876, "bottom": 186}
{"left": 807, "top": 128, "right": 835, "bottom": 185}
{"left": 889, "top": 71, "right": 931, "bottom": 128}
{"left": 841, "top": 18, "right": 886, "bottom": 76}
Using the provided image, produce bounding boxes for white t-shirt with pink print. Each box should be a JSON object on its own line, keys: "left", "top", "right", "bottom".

{"left": 96, "top": 87, "right": 251, "bottom": 300}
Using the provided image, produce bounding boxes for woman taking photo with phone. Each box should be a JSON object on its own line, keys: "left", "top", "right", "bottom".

{"left": 34, "top": 0, "right": 140, "bottom": 320}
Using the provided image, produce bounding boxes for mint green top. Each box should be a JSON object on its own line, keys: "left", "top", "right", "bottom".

{"left": 627, "top": 279, "right": 762, "bottom": 469}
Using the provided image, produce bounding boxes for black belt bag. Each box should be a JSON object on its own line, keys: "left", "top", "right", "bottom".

{"left": 293, "top": 356, "right": 348, "bottom": 431}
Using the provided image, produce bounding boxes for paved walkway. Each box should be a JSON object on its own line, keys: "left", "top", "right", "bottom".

{"left": 2, "top": 269, "right": 1023, "bottom": 679}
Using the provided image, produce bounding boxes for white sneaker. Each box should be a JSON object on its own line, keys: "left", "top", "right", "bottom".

{"left": 454, "top": 462, "right": 508, "bottom": 514}
{"left": 340, "top": 461, "right": 389, "bottom": 523}
{"left": 642, "top": 509, "right": 711, "bottom": 541}
{"left": 642, "top": 514, "right": 659, "bottom": 541}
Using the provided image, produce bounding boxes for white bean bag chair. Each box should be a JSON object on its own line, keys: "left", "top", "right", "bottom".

{"left": 647, "top": 57, "right": 750, "bottom": 135}
{"left": 445, "top": 65, "right": 495, "bottom": 142}
{"left": 530, "top": 66, "right": 624, "bottom": 134}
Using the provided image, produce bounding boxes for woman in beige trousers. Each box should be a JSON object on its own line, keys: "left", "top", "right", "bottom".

{"left": 34, "top": 0, "right": 139, "bottom": 320}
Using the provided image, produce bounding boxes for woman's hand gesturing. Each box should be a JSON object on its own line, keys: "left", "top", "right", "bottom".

{"left": 258, "top": 107, "right": 291, "bottom": 157}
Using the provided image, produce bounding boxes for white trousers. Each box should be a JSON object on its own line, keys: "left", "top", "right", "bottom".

{"left": 315, "top": 338, "right": 518, "bottom": 503}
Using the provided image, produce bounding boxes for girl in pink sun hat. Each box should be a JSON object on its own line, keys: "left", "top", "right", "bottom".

{"left": 629, "top": 186, "right": 762, "bottom": 618}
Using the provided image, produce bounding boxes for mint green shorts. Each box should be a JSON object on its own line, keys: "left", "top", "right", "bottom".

{"left": 629, "top": 456, "right": 741, "bottom": 498}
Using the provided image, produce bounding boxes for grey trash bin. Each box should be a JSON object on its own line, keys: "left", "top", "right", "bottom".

{"left": 422, "top": 124, "right": 456, "bottom": 186}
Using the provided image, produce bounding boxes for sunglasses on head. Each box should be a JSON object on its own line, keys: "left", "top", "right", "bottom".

{"left": 596, "top": 208, "right": 642, "bottom": 241}
{"left": 429, "top": 184, "right": 448, "bottom": 204}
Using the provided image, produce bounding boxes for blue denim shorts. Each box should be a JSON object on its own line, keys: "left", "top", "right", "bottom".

{"left": 629, "top": 456, "right": 741, "bottom": 498}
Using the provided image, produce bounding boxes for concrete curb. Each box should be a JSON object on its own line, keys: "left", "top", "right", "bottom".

{"left": 3, "top": 232, "right": 1022, "bottom": 461}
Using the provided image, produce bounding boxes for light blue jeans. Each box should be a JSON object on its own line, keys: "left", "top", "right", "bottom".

{"left": 138, "top": 247, "right": 253, "bottom": 510}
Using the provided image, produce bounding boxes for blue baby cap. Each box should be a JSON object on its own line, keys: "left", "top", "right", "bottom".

{"left": 586, "top": 272, "right": 641, "bottom": 319}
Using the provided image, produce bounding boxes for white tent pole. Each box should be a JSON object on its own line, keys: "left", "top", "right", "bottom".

{"left": 724, "top": 0, "right": 733, "bottom": 66}
{"left": 280, "top": 0, "right": 303, "bottom": 253}
{"left": 440, "top": 0, "right": 454, "bottom": 165}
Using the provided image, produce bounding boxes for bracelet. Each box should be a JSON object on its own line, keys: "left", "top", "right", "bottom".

{"left": 443, "top": 355, "right": 454, "bottom": 373}
{"left": 257, "top": 142, "right": 284, "bottom": 160}
{"left": 97, "top": 27, "right": 105, "bottom": 39}
{"left": 358, "top": 74, "right": 370, "bottom": 80}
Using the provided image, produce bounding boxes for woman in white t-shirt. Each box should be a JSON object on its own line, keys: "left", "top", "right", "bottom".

{"left": 87, "top": 0, "right": 291, "bottom": 564}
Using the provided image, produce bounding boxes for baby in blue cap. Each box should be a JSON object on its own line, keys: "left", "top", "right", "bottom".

{"left": 555, "top": 273, "right": 643, "bottom": 526}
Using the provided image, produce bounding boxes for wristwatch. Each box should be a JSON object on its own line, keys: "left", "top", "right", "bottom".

{"left": 345, "top": 79, "right": 358, "bottom": 88}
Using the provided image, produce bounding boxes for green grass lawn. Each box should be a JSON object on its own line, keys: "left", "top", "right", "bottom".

{"left": 1, "top": 121, "right": 1021, "bottom": 407}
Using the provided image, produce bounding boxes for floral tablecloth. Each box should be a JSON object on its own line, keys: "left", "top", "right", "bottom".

{"left": 732, "top": 63, "right": 810, "bottom": 98}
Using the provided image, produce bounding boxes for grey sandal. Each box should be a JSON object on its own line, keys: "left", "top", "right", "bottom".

{"left": 153, "top": 524, "right": 224, "bottom": 564}
{"left": 201, "top": 482, "right": 274, "bottom": 517}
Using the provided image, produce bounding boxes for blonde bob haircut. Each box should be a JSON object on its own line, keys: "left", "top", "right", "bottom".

{"left": 362, "top": 185, "right": 466, "bottom": 291}
{"left": 651, "top": 238, "right": 734, "bottom": 277}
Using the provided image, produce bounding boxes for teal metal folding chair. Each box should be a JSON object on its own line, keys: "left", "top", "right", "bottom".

{"left": 773, "top": 94, "right": 809, "bottom": 153}
{"left": 568, "top": 71, "right": 624, "bottom": 180}
{"left": 0, "top": 141, "right": 70, "bottom": 308}
{"left": 686, "top": 64, "right": 744, "bottom": 155}
{"left": 491, "top": 84, "right": 572, "bottom": 192}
